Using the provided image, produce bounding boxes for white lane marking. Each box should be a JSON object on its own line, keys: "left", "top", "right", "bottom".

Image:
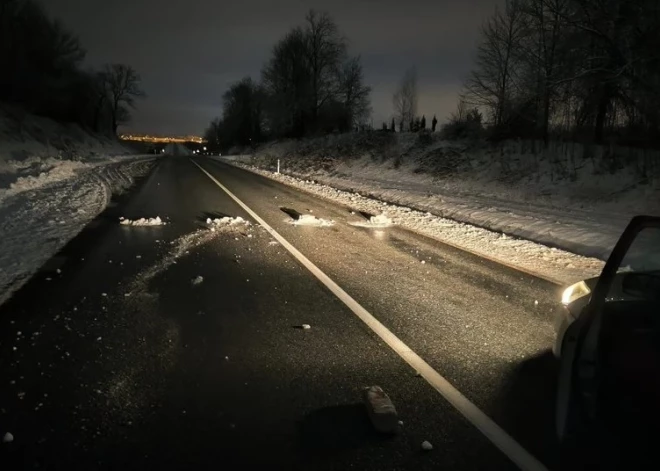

{"left": 191, "top": 159, "right": 549, "bottom": 471}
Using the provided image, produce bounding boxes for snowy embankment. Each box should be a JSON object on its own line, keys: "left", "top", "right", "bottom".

{"left": 219, "top": 134, "right": 659, "bottom": 285}
{"left": 0, "top": 106, "right": 156, "bottom": 305}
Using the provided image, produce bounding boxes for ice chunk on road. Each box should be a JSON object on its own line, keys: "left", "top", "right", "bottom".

{"left": 350, "top": 213, "right": 393, "bottom": 228}
{"left": 289, "top": 214, "right": 334, "bottom": 227}
{"left": 206, "top": 216, "right": 250, "bottom": 227}
{"left": 192, "top": 276, "right": 204, "bottom": 285}
{"left": 119, "top": 216, "right": 165, "bottom": 226}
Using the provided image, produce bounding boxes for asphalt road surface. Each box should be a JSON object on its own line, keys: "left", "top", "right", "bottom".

{"left": 0, "top": 157, "right": 627, "bottom": 470}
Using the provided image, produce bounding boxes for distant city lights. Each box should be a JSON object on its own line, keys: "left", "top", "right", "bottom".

{"left": 120, "top": 133, "right": 206, "bottom": 144}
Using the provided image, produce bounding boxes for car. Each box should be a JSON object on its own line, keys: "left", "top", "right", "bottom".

{"left": 553, "top": 215, "right": 660, "bottom": 444}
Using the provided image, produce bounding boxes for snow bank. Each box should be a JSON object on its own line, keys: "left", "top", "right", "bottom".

{"left": 0, "top": 105, "right": 134, "bottom": 200}
{"left": 0, "top": 158, "right": 155, "bottom": 306}
{"left": 220, "top": 133, "right": 659, "bottom": 283}
{"left": 233, "top": 135, "right": 659, "bottom": 263}
{"left": 0, "top": 107, "right": 155, "bottom": 306}
{"left": 120, "top": 216, "right": 165, "bottom": 226}
{"left": 223, "top": 160, "right": 604, "bottom": 284}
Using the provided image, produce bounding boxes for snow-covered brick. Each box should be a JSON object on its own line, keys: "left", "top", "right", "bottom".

{"left": 363, "top": 386, "right": 398, "bottom": 433}
{"left": 119, "top": 216, "right": 165, "bottom": 226}
{"left": 421, "top": 440, "right": 433, "bottom": 451}
{"left": 192, "top": 276, "right": 204, "bottom": 285}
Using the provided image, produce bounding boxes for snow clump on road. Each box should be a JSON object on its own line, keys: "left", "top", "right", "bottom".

{"left": 289, "top": 214, "right": 334, "bottom": 227}
{"left": 350, "top": 213, "right": 393, "bottom": 228}
{"left": 119, "top": 216, "right": 165, "bottom": 226}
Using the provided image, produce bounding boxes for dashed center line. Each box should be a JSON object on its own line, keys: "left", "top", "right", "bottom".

{"left": 191, "top": 158, "right": 549, "bottom": 471}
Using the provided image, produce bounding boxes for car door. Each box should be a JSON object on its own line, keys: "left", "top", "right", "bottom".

{"left": 556, "top": 215, "right": 660, "bottom": 442}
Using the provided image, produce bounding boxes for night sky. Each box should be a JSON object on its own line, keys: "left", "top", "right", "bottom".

{"left": 44, "top": 0, "right": 501, "bottom": 136}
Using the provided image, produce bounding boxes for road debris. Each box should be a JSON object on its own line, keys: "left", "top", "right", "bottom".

{"left": 421, "top": 440, "right": 433, "bottom": 451}
{"left": 2, "top": 432, "right": 13, "bottom": 443}
{"left": 363, "top": 386, "right": 398, "bottom": 433}
{"left": 192, "top": 276, "right": 204, "bottom": 285}
{"left": 301, "top": 324, "right": 311, "bottom": 330}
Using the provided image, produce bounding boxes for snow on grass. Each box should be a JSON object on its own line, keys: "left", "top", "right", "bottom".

{"left": 288, "top": 214, "right": 334, "bottom": 227}
{"left": 119, "top": 216, "right": 165, "bottom": 226}
{"left": 221, "top": 134, "right": 659, "bottom": 279}
{"left": 223, "top": 160, "right": 604, "bottom": 285}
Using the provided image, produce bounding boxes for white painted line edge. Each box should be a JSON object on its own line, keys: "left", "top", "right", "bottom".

{"left": 191, "top": 159, "right": 549, "bottom": 471}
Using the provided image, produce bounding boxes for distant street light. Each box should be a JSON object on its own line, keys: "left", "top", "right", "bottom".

{"left": 203, "top": 146, "right": 207, "bottom": 151}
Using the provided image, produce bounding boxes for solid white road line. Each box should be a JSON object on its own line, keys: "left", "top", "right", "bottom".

{"left": 191, "top": 159, "right": 549, "bottom": 471}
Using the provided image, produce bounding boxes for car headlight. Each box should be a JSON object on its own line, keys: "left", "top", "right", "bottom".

{"left": 561, "top": 280, "right": 591, "bottom": 305}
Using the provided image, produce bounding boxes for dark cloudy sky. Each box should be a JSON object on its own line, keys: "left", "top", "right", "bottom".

{"left": 44, "top": 0, "right": 501, "bottom": 136}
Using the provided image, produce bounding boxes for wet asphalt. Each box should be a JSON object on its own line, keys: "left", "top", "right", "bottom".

{"left": 0, "top": 156, "right": 592, "bottom": 470}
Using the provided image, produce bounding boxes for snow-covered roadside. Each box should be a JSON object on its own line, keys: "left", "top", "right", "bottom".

{"left": 0, "top": 157, "right": 155, "bottom": 305}
{"left": 218, "top": 157, "right": 605, "bottom": 285}
{"left": 234, "top": 134, "right": 660, "bottom": 269}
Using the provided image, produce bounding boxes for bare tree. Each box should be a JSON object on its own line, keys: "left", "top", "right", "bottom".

{"left": 221, "top": 77, "right": 264, "bottom": 146}
{"left": 337, "top": 56, "right": 371, "bottom": 131}
{"left": 262, "top": 27, "right": 309, "bottom": 137}
{"left": 262, "top": 10, "right": 370, "bottom": 137}
{"left": 393, "top": 67, "right": 418, "bottom": 131}
{"left": 102, "top": 64, "right": 145, "bottom": 135}
{"left": 304, "top": 10, "right": 348, "bottom": 127}
{"left": 464, "top": 0, "right": 526, "bottom": 127}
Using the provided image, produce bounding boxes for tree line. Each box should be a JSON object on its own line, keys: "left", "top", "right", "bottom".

{"left": 204, "top": 10, "right": 372, "bottom": 152}
{"left": 0, "top": 0, "right": 145, "bottom": 135}
{"left": 458, "top": 0, "right": 660, "bottom": 148}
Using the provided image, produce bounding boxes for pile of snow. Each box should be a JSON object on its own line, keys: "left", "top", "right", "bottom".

{"left": 206, "top": 216, "right": 250, "bottom": 228}
{"left": 206, "top": 216, "right": 251, "bottom": 232}
{"left": 289, "top": 214, "right": 334, "bottom": 227}
{"left": 119, "top": 216, "right": 165, "bottom": 226}
{"left": 350, "top": 213, "right": 393, "bottom": 228}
